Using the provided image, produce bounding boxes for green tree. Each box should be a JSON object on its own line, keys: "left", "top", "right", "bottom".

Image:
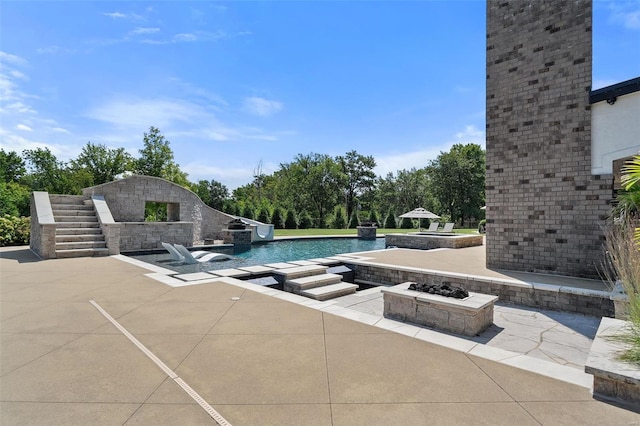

{"left": 384, "top": 209, "right": 397, "bottom": 228}
{"left": 427, "top": 143, "right": 485, "bottom": 226}
{"left": 333, "top": 206, "right": 347, "bottom": 229}
{"left": 135, "top": 126, "right": 188, "bottom": 185}
{"left": 337, "top": 150, "right": 377, "bottom": 221}
{"left": 284, "top": 209, "right": 298, "bottom": 229}
{"left": 241, "top": 204, "right": 255, "bottom": 220}
{"left": 298, "top": 211, "right": 312, "bottom": 229}
{"left": 271, "top": 206, "right": 285, "bottom": 229}
{"left": 279, "top": 153, "right": 341, "bottom": 228}
{"left": 70, "top": 142, "right": 132, "bottom": 185}
{"left": 257, "top": 206, "right": 271, "bottom": 224}
{"left": 348, "top": 209, "right": 360, "bottom": 228}
{"left": 193, "top": 179, "right": 229, "bottom": 210}
{"left": 21, "top": 148, "right": 90, "bottom": 194}
{"left": 0, "top": 182, "right": 30, "bottom": 216}
{"left": 0, "top": 150, "right": 26, "bottom": 183}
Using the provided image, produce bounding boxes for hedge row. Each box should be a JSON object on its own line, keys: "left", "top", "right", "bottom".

{"left": 0, "top": 215, "right": 30, "bottom": 246}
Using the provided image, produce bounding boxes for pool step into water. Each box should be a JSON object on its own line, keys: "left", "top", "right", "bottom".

{"left": 274, "top": 264, "right": 358, "bottom": 301}
{"left": 300, "top": 282, "right": 359, "bottom": 301}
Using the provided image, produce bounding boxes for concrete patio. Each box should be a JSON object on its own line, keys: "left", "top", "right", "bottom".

{"left": 1, "top": 245, "right": 638, "bottom": 425}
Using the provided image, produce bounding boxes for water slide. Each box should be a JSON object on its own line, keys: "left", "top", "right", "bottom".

{"left": 236, "top": 217, "right": 275, "bottom": 242}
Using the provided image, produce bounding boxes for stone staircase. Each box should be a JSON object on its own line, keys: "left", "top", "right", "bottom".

{"left": 274, "top": 265, "right": 358, "bottom": 301}
{"left": 50, "top": 195, "right": 108, "bottom": 258}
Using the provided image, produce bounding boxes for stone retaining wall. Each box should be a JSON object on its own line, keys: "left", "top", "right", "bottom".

{"left": 118, "top": 222, "right": 193, "bottom": 251}
{"left": 353, "top": 263, "right": 614, "bottom": 318}
{"left": 385, "top": 233, "right": 483, "bottom": 250}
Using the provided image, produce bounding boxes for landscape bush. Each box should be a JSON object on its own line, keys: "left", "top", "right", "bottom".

{"left": 0, "top": 215, "right": 30, "bottom": 246}
{"left": 257, "top": 206, "right": 270, "bottom": 224}
{"left": 384, "top": 210, "right": 397, "bottom": 228}
{"left": 271, "top": 207, "right": 285, "bottom": 229}
{"left": 348, "top": 210, "right": 359, "bottom": 228}
{"left": 333, "top": 206, "right": 347, "bottom": 229}
{"left": 298, "top": 211, "right": 312, "bottom": 229}
{"left": 400, "top": 217, "right": 414, "bottom": 229}
{"left": 284, "top": 210, "right": 298, "bottom": 229}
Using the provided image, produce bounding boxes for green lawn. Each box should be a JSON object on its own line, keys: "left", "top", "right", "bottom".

{"left": 274, "top": 228, "right": 479, "bottom": 237}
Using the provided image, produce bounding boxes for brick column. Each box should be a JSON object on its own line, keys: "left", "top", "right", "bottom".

{"left": 486, "top": 0, "right": 612, "bottom": 278}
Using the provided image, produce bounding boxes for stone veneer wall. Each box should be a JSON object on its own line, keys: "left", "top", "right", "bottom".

{"left": 82, "top": 175, "right": 234, "bottom": 245}
{"left": 486, "top": 0, "right": 613, "bottom": 278}
{"left": 353, "top": 263, "right": 614, "bottom": 318}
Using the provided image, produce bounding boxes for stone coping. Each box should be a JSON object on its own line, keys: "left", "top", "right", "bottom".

{"left": 585, "top": 317, "right": 640, "bottom": 385}
{"left": 347, "top": 258, "right": 612, "bottom": 300}
{"left": 382, "top": 283, "right": 498, "bottom": 312}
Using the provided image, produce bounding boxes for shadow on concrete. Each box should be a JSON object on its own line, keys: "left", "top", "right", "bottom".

{"left": 0, "top": 247, "right": 40, "bottom": 263}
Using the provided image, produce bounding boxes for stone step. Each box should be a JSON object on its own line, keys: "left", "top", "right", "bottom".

{"left": 55, "top": 248, "right": 109, "bottom": 258}
{"left": 56, "top": 241, "right": 107, "bottom": 250}
{"left": 50, "top": 204, "right": 94, "bottom": 211}
{"left": 56, "top": 227, "right": 102, "bottom": 235}
{"left": 271, "top": 264, "right": 328, "bottom": 284}
{"left": 301, "top": 282, "right": 359, "bottom": 301}
{"left": 54, "top": 216, "right": 98, "bottom": 223}
{"left": 56, "top": 234, "right": 105, "bottom": 243}
{"left": 53, "top": 209, "right": 95, "bottom": 216}
{"left": 285, "top": 273, "right": 343, "bottom": 294}
{"left": 49, "top": 195, "right": 87, "bottom": 205}
{"left": 56, "top": 222, "right": 101, "bottom": 229}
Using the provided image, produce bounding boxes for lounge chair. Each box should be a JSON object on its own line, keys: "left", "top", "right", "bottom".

{"left": 442, "top": 223, "right": 455, "bottom": 232}
{"left": 161, "top": 242, "right": 185, "bottom": 261}
{"left": 426, "top": 222, "right": 439, "bottom": 232}
{"left": 173, "top": 244, "right": 232, "bottom": 264}
{"left": 161, "top": 242, "right": 212, "bottom": 261}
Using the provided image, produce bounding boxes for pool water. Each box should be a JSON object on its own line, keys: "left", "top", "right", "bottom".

{"left": 129, "top": 237, "right": 386, "bottom": 274}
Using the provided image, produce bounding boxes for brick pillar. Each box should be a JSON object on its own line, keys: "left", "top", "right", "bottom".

{"left": 486, "top": 0, "right": 612, "bottom": 278}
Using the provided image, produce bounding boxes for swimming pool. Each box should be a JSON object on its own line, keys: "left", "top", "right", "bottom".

{"left": 129, "top": 237, "right": 386, "bottom": 274}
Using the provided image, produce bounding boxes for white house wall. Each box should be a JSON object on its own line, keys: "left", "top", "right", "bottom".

{"left": 591, "top": 91, "right": 640, "bottom": 175}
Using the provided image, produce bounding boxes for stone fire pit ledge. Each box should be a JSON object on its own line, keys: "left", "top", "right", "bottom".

{"left": 382, "top": 282, "right": 498, "bottom": 336}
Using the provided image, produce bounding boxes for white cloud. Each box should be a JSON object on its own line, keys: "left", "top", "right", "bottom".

{"left": 16, "top": 124, "right": 33, "bottom": 131}
{"left": 243, "top": 97, "right": 283, "bottom": 117}
{"left": 9, "top": 70, "right": 28, "bottom": 80}
{"left": 0, "top": 51, "right": 27, "bottom": 66}
{"left": 608, "top": 3, "right": 640, "bottom": 30}
{"left": 174, "top": 33, "right": 199, "bottom": 42}
{"left": 129, "top": 27, "right": 160, "bottom": 35}
{"left": 51, "top": 127, "right": 70, "bottom": 134}
{"left": 103, "top": 11, "right": 127, "bottom": 19}
{"left": 374, "top": 125, "right": 486, "bottom": 177}
{"left": 454, "top": 124, "right": 485, "bottom": 147}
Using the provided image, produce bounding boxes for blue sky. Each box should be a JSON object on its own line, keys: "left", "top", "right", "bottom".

{"left": 1, "top": 1, "right": 639, "bottom": 190}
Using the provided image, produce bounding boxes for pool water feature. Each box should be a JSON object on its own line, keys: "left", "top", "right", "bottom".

{"left": 129, "top": 237, "right": 386, "bottom": 274}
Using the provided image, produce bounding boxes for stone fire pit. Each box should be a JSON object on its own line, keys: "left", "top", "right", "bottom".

{"left": 382, "top": 282, "right": 498, "bottom": 336}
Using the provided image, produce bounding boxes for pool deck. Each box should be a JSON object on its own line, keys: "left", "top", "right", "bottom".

{"left": 2, "top": 244, "right": 638, "bottom": 425}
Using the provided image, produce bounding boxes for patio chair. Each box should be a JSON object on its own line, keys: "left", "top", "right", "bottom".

{"left": 442, "top": 222, "right": 455, "bottom": 232}
{"left": 426, "top": 222, "right": 439, "bottom": 232}
{"left": 162, "top": 242, "right": 212, "bottom": 261}
{"left": 173, "top": 244, "right": 232, "bottom": 264}
{"left": 161, "top": 242, "right": 184, "bottom": 261}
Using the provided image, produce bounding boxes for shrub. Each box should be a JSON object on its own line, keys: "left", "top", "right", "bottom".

{"left": 369, "top": 210, "right": 380, "bottom": 227}
{"left": 400, "top": 217, "right": 414, "bottom": 229}
{"left": 603, "top": 220, "right": 640, "bottom": 364}
{"left": 298, "top": 211, "right": 312, "bottom": 229}
{"left": 257, "top": 206, "right": 270, "bottom": 224}
{"left": 0, "top": 215, "right": 30, "bottom": 246}
{"left": 284, "top": 209, "right": 298, "bottom": 229}
{"left": 271, "top": 207, "right": 285, "bottom": 229}
{"left": 478, "top": 219, "right": 487, "bottom": 233}
{"left": 348, "top": 210, "right": 359, "bottom": 229}
{"left": 333, "top": 206, "right": 347, "bottom": 229}
{"left": 384, "top": 210, "right": 397, "bottom": 228}
{"left": 241, "top": 204, "right": 255, "bottom": 220}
